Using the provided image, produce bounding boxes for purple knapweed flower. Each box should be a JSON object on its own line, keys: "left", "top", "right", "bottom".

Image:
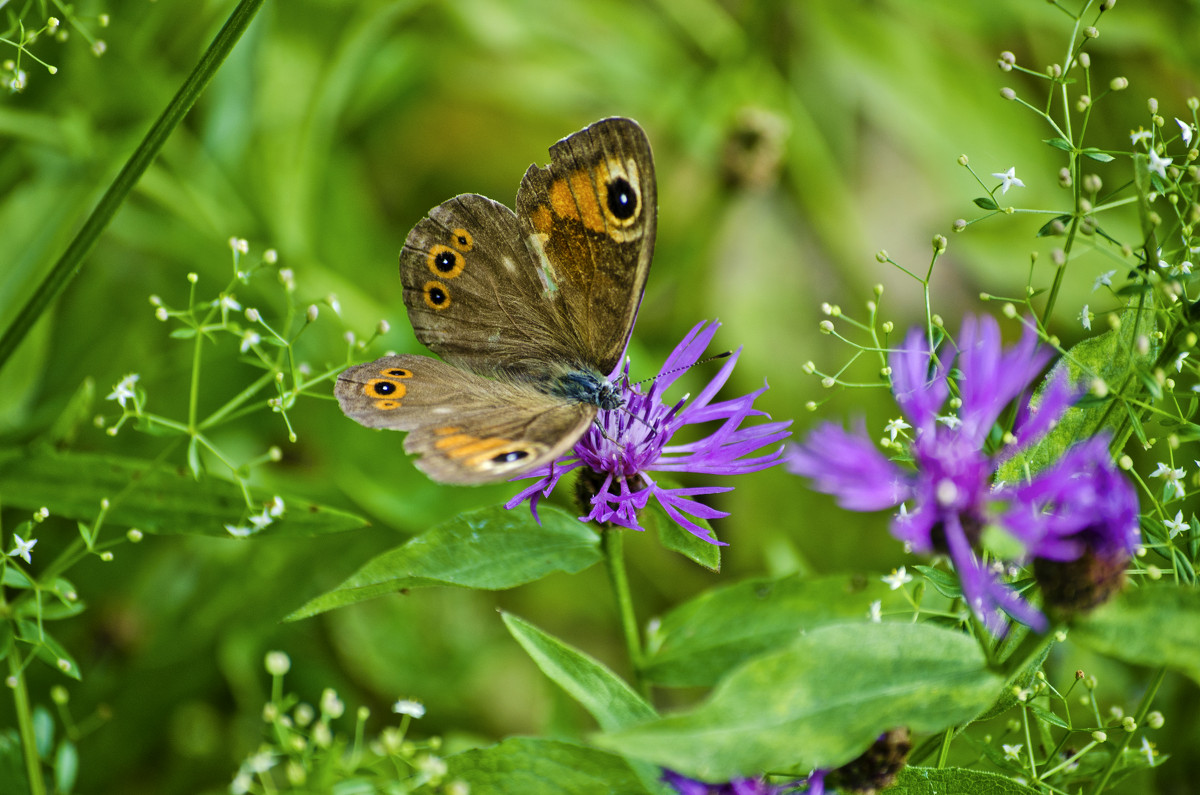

{"left": 507, "top": 321, "right": 791, "bottom": 544}
{"left": 786, "top": 315, "right": 1108, "bottom": 634}
{"left": 662, "top": 770, "right": 800, "bottom": 795}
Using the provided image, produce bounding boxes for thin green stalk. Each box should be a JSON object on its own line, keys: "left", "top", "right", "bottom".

{"left": 9, "top": 652, "right": 46, "bottom": 795}
{"left": 0, "top": 0, "right": 268, "bottom": 374}
{"left": 1089, "top": 666, "right": 1166, "bottom": 795}
{"left": 601, "top": 527, "right": 648, "bottom": 696}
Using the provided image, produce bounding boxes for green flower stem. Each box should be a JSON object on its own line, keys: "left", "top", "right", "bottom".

{"left": 8, "top": 652, "right": 46, "bottom": 795}
{"left": 0, "top": 0, "right": 268, "bottom": 375}
{"left": 601, "top": 527, "right": 648, "bottom": 696}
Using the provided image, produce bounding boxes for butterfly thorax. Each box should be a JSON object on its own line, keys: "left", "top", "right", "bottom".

{"left": 545, "top": 366, "right": 624, "bottom": 411}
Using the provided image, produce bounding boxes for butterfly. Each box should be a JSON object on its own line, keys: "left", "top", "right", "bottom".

{"left": 335, "top": 118, "right": 656, "bottom": 484}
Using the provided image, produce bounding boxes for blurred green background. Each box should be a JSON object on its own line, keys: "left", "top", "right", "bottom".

{"left": 2, "top": 0, "right": 1199, "bottom": 792}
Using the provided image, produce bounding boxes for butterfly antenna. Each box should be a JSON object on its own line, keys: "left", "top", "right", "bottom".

{"left": 626, "top": 350, "right": 733, "bottom": 390}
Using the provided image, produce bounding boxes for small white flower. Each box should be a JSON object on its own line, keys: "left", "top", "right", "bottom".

{"left": 991, "top": 166, "right": 1025, "bottom": 194}
{"left": 248, "top": 508, "right": 274, "bottom": 531}
{"left": 393, "top": 699, "right": 426, "bottom": 719}
{"left": 1176, "top": 351, "right": 1189, "bottom": 373}
{"left": 1141, "top": 736, "right": 1157, "bottom": 766}
{"left": 247, "top": 750, "right": 274, "bottom": 773}
{"left": 1131, "top": 128, "right": 1154, "bottom": 147}
{"left": 1150, "top": 462, "right": 1187, "bottom": 499}
{"left": 225, "top": 524, "right": 254, "bottom": 538}
{"left": 1164, "top": 511, "right": 1188, "bottom": 539}
{"left": 867, "top": 600, "right": 882, "bottom": 623}
{"left": 1093, "top": 270, "right": 1116, "bottom": 291}
{"left": 1079, "top": 304, "right": 1092, "bottom": 331}
{"left": 219, "top": 294, "right": 242, "bottom": 312}
{"left": 239, "top": 330, "right": 261, "bottom": 353}
{"left": 229, "top": 237, "right": 249, "bottom": 255}
{"left": 937, "top": 414, "right": 962, "bottom": 430}
{"left": 268, "top": 496, "right": 285, "bottom": 518}
{"left": 106, "top": 373, "right": 140, "bottom": 408}
{"left": 7, "top": 534, "right": 37, "bottom": 564}
{"left": 327, "top": 294, "right": 342, "bottom": 316}
{"left": 1177, "top": 118, "right": 1194, "bottom": 147}
{"left": 1177, "top": 260, "right": 1194, "bottom": 275}
{"left": 882, "top": 566, "right": 913, "bottom": 590}
{"left": 884, "top": 417, "right": 911, "bottom": 442}
{"left": 1147, "top": 149, "right": 1172, "bottom": 178}
{"left": 1003, "top": 743, "right": 1023, "bottom": 761}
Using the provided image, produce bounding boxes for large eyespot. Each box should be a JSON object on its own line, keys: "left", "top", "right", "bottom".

{"left": 451, "top": 228, "right": 474, "bottom": 251}
{"left": 423, "top": 281, "right": 451, "bottom": 310}
{"left": 365, "top": 378, "right": 407, "bottom": 400}
{"left": 605, "top": 176, "right": 638, "bottom": 221}
{"left": 426, "top": 245, "right": 465, "bottom": 279}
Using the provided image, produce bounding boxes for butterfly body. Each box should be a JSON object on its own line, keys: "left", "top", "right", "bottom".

{"left": 336, "top": 118, "right": 656, "bottom": 484}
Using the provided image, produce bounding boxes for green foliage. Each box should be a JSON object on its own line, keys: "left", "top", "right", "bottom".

{"left": 597, "top": 622, "right": 1002, "bottom": 780}
{"left": 289, "top": 505, "right": 602, "bottom": 619}
{"left": 1, "top": 0, "right": 1199, "bottom": 793}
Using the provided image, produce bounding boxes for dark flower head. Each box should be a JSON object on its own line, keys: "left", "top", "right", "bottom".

{"left": 787, "top": 314, "right": 1137, "bottom": 634}
{"left": 507, "top": 321, "right": 791, "bottom": 544}
{"left": 1005, "top": 434, "right": 1140, "bottom": 613}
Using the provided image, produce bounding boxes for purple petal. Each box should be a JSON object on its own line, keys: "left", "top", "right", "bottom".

{"left": 787, "top": 423, "right": 913, "bottom": 511}
{"left": 889, "top": 327, "right": 948, "bottom": 431}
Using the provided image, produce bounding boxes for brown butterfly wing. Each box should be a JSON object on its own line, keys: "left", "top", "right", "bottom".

{"left": 515, "top": 117, "right": 656, "bottom": 375}
{"left": 335, "top": 355, "right": 594, "bottom": 484}
{"left": 399, "top": 195, "right": 583, "bottom": 379}
{"left": 400, "top": 118, "right": 656, "bottom": 381}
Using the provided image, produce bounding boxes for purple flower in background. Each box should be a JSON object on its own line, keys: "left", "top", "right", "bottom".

{"left": 662, "top": 770, "right": 800, "bottom": 795}
{"left": 507, "top": 321, "right": 791, "bottom": 545}
{"left": 786, "top": 315, "right": 1130, "bottom": 634}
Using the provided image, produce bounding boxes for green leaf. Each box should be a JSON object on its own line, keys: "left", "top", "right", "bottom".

{"left": 1035, "top": 214, "right": 1072, "bottom": 237}
{"left": 0, "top": 447, "right": 367, "bottom": 538}
{"left": 642, "top": 573, "right": 908, "bottom": 687}
{"left": 890, "top": 766, "right": 1042, "bottom": 794}
{"left": 288, "top": 504, "right": 601, "bottom": 620}
{"left": 973, "top": 196, "right": 999, "bottom": 210}
{"left": 1044, "top": 137, "right": 1074, "bottom": 152}
{"left": 643, "top": 496, "right": 720, "bottom": 571}
{"left": 428, "top": 737, "right": 665, "bottom": 795}
{"left": 595, "top": 622, "right": 1001, "bottom": 779}
{"left": 1081, "top": 147, "right": 1115, "bottom": 162}
{"left": 17, "top": 621, "right": 81, "bottom": 680}
{"left": 54, "top": 739, "right": 78, "bottom": 794}
{"left": 503, "top": 612, "right": 657, "bottom": 731}
{"left": 996, "top": 296, "right": 1156, "bottom": 483}
{"left": 1072, "top": 585, "right": 1200, "bottom": 686}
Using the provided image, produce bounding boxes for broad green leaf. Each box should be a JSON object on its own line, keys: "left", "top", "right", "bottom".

{"left": 596, "top": 622, "right": 1001, "bottom": 780}
{"left": 1072, "top": 585, "right": 1200, "bottom": 686}
{"left": 288, "top": 504, "right": 601, "bottom": 620}
{"left": 0, "top": 447, "right": 366, "bottom": 538}
{"left": 973, "top": 196, "right": 998, "bottom": 210}
{"left": 424, "top": 737, "right": 666, "bottom": 795}
{"left": 642, "top": 573, "right": 908, "bottom": 687}
{"left": 890, "top": 766, "right": 1041, "bottom": 794}
{"left": 503, "top": 612, "right": 657, "bottom": 731}
{"left": 996, "top": 297, "right": 1155, "bottom": 484}
{"left": 1044, "top": 137, "right": 1073, "bottom": 152}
